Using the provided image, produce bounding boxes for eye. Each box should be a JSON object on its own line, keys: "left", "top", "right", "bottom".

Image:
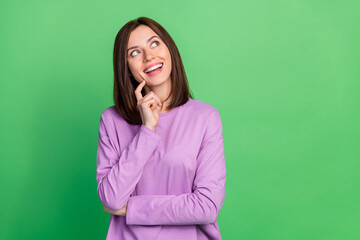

{"left": 151, "top": 40, "right": 160, "bottom": 47}
{"left": 130, "top": 50, "right": 139, "bottom": 57}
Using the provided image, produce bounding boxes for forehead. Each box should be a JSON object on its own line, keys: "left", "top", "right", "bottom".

{"left": 127, "top": 25, "right": 159, "bottom": 47}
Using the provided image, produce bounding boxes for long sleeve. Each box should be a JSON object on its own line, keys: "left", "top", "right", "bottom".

{"left": 96, "top": 113, "right": 162, "bottom": 211}
{"left": 125, "top": 108, "right": 226, "bottom": 225}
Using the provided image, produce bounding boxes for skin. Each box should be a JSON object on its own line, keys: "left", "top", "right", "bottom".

{"left": 134, "top": 80, "right": 161, "bottom": 132}
{"left": 103, "top": 202, "right": 127, "bottom": 216}
{"left": 127, "top": 24, "right": 173, "bottom": 113}
{"left": 102, "top": 24, "right": 173, "bottom": 216}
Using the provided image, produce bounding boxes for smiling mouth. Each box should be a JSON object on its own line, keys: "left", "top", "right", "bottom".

{"left": 144, "top": 63, "right": 163, "bottom": 73}
{"left": 144, "top": 63, "right": 163, "bottom": 76}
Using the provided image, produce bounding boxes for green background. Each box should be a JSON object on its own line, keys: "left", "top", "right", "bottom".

{"left": 1, "top": 0, "right": 359, "bottom": 239}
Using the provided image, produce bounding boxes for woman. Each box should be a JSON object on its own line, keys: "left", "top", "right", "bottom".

{"left": 96, "top": 16, "right": 226, "bottom": 240}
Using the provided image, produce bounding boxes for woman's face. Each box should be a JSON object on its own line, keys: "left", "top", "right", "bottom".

{"left": 127, "top": 25, "right": 172, "bottom": 87}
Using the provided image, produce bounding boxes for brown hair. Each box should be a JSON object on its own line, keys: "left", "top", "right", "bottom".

{"left": 113, "top": 16, "right": 194, "bottom": 125}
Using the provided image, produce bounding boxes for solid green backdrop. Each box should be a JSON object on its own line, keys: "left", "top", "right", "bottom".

{"left": 0, "top": 0, "right": 359, "bottom": 239}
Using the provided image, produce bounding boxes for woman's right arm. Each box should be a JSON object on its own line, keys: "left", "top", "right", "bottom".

{"left": 96, "top": 113, "right": 161, "bottom": 211}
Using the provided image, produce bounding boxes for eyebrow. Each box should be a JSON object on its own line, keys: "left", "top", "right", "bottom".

{"left": 127, "top": 35, "right": 159, "bottom": 53}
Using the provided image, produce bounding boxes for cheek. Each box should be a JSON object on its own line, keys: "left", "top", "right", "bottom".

{"left": 164, "top": 50, "right": 172, "bottom": 63}
{"left": 166, "top": 54, "right": 172, "bottom": 69}
{"left": 127, "top": 61, "right": 138, "bottom": 73}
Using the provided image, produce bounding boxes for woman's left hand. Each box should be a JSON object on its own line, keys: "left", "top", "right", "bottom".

{"left": 103, "top": 202, "right": 128, "bottom": 216}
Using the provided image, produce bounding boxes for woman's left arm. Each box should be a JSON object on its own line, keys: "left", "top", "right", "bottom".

{"left": 124, "top": 108, "right": 226, "bottom": 225}
{"left": 103, "top": 202, "right": 128, "bottom": 216}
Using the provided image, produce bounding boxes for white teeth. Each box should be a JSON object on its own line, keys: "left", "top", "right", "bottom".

{"left": 145, "top": 63, "right": 162, "bottom": 73}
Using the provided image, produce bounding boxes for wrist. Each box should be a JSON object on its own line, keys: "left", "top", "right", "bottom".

{"left": 143, "top": 124, "right": 156, "bottom": 132}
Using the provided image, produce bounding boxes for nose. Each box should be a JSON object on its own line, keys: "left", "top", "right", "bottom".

{"left": 143, "top": 49, "right": 155, "bottom": 62}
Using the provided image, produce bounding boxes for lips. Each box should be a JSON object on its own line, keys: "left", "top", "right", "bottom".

{"left": 144, "top": 63, "right": 163, "bottom": 76}
{"left": 143, "top": 62, "right": 163, "bottom": 73}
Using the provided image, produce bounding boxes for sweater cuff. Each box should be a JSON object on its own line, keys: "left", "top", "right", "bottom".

{"left": 125, "top": 196, "right": 134, "bottom": 225}
{"left": 139, "top": 125, "right": 161, "bottom": 141}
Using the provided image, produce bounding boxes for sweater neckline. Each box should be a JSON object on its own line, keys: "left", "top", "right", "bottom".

{"left": 159, "top": 98, "right": 192, "bottom": 118}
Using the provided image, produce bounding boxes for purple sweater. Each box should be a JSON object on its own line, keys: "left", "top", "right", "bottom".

{"left": 96, "top": 98, "right": 226, "bottom": 240}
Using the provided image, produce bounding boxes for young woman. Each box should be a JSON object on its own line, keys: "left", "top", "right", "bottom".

{"left": 96, "top": 16, "right": 226, "bottom": 240}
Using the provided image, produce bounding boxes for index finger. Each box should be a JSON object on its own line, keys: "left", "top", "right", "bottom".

{"left": 134, "top": 80, "right": 146, "bottom": 101}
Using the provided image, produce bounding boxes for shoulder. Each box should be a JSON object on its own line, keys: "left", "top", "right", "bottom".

{"left": 99, "top": 105, "right": 116, "bottom": 120}
{"left": 100, "top": 105, "right": 117, "bottom": 118}
{"left": 187, "top": 99, "right": 223, "bottom": 136}
{"left": 187, "top": 98, "right": 221, "bottom": 119}
{"left": 187, "top": 99, "right": 223, "bottom": 144}
{"left": 98, "top": 105, "right": 127, "bottom": 127}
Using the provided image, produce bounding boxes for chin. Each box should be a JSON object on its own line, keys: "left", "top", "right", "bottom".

{"left": 147, "top": 79, "right": 166, "bottom": 86}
